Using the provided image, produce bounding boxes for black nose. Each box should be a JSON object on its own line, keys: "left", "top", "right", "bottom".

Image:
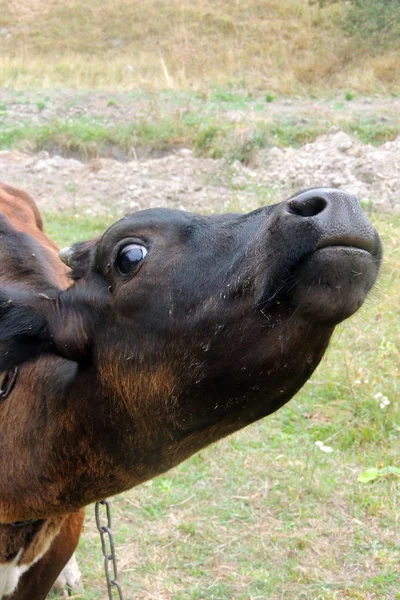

{"left": 282, "top": 188, "right": 380, "bottom": 255}
{"left": 287, "top": 193, "right": 327, "bottom": 218}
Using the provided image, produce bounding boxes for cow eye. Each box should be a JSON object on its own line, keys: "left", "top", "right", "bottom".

{"left": 116, "top": 244, "right": 147, "bottom": 275}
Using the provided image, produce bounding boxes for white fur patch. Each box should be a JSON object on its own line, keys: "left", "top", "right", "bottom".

{"left": 0, "top": 545, "right": 51, "bottom": 598}
{"left": 0, "top": 550, "right": 29, "bottom": 597}
{"left": 0, "top": 525, "right": 77, "bottom": 598}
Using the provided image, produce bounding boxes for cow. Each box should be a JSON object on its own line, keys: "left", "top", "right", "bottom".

{"left": 0, "top": 182, "right": 84, "bottom": 598}
{"left": 0, "top": 182, "right": 381, "bottom": 599}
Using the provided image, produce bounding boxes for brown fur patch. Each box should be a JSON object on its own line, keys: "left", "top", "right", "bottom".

{"left": 0, "top": 182, "right": 69, "bottom": 289}
{"left": 99, "top": 352, "right": 177, "bottom": 427}
{"left": 0, "top": 519, "right": 61, "bottom": 564}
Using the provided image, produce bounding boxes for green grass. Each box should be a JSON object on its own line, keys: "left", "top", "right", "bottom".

{"left": 43, "top": 206, "right": 400, "bottom": 600}
{"left": 1, "top": 111, "right": 400, "bottom": 163}
{"left": 43, "top": 211, "right": 113, "bottom": 249}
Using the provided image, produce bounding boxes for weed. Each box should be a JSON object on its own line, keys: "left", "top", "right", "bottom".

{"left": 359, "top": 466, "right": 400, "bottom": 483}
{"left": 194, "top": 124, "right": 225, "bottom": 158}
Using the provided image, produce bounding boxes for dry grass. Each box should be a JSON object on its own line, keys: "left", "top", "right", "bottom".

{"left": 0, "top": 0, "right": 399, "bottom": 92}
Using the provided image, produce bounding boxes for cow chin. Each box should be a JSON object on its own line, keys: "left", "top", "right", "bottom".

{"left": 289, "top": 246, "right": 379, "bottom": 324}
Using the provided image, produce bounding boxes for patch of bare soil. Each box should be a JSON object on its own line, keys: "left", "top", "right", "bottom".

{"left": 0, "top": 129, "right": 399, "bottom": 218}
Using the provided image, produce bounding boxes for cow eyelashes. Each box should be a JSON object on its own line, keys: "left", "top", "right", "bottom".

{"left": 115, "top": 243, "right": 148, "bottom": 276}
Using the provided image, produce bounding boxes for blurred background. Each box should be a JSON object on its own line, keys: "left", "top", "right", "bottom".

{"left": 1, "top": 0, "right": 399, "bottom": 92}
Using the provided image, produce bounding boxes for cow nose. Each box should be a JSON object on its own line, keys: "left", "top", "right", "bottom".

{"left": 283, "top": 188, "right": 380, "bottom": 256}
{"left": 287, "top": 193, "right": 327, "bottom": 218}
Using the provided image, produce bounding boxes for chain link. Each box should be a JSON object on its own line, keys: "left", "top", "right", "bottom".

{"left": 95, "top": 500, "right": 125, "bottom": 600}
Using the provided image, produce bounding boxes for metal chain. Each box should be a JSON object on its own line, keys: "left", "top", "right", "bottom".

{"left": 95, "top": 500, "right": 125, "bottom": 599}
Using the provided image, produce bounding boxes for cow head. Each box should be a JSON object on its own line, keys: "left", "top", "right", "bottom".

{"left": 0, "top": 188, "right": 381, "bottom": 486}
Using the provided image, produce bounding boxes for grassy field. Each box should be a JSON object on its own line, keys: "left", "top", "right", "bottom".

{"left": 0, "top": 0, "right": 399, "bottom": 93}
{"left": 1, "top": 90, "right": 400, "bottom": 161}
{"left": 45, "top": 205, "right": 400, "bottom": 600}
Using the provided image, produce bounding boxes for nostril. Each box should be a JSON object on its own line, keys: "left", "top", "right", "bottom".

{"left": 287, "top": 196, "right": 328, "bottom": 218}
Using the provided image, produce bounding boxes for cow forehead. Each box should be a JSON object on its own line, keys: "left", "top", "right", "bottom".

{"left": 100, "top": 206, "right": 269, "bottom": 250}
{"left": 95, "top": 209, "right": 201, "bottom": 262}
{"left": 107, "top": 207, "right": 197, "bottom": 234}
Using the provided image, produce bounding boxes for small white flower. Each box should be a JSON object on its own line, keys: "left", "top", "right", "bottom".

{"left": 380, "top": 397, "right": 390, "bottom": 409}
{"left": 374, "top": 392, "right": 390, "bottom": 409}
{"left": 355, "top": 379, "right": 361, "bottom": 384}
{"left": 315, "top": 440, "right": 333, "bottom": 453}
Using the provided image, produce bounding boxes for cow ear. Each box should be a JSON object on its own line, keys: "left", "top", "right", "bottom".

{"left": 0, "top": 287, "right": 94, "bottom": 370}
{"left": 59, "top": 238, "right": 99, "bottom": 281}
{"left": 0, "top": 292, "right": 55, "bottom": 371}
